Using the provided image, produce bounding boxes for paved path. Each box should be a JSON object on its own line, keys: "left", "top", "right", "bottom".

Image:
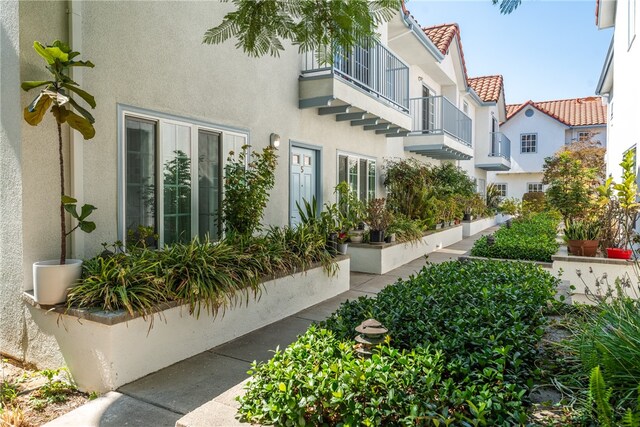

{"left": 45, "top": 227, "right": 498, "bottom": 427}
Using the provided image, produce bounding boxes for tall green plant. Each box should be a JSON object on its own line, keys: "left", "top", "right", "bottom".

{"left": 21, "top": 40, "right": 97, "bottom": 265}
{"left": 222, "top": 145, "right": 277, "bottom": 237}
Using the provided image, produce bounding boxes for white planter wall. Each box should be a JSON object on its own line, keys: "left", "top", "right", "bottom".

{"left": 26, "top": 259, "right": 349, "bottom": 392}
{"left": 349, "top": 226, "right": 463, "bottom": 274}
{"left": 462, "top": 216, "right": 498, "bottom": 238}
{"left": 552, "top": 250, "right": 638, "bottom": 304}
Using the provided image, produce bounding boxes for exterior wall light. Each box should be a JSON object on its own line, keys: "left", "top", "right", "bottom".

{"left": 270, "top": 133, "right": 281, "bottom": 148}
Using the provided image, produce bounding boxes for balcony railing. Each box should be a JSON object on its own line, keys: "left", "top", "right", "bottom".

{"left": 302, "top": 41, "right": 409, "bottom": 112}
{"left": 489, "top": 132, "right": 511, "bottom": 159}
{"left": 408, "top": 96, "right": 472, "bottom": 146}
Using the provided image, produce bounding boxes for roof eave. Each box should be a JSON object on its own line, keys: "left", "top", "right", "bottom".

{"left": 597, "top": 0, "right": 617, "bottom": 29}
{"left": 596, "top": 37, "right": 614, "bottom": 95}
{"left": 400, "top": 10, "right": 445, "bottom": 62}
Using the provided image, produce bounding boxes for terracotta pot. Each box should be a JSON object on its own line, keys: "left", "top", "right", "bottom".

{"left": 567, "top": 240, "right": 599, "bottom": 257}
{"left": 606, "top": 248, "right": 633, "bottom": 260}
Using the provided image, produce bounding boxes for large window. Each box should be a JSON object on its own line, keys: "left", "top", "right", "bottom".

{"left": 337, "top": 153, "right": 376, "bottom": 203}
{"left": 527, "top": 183, "right": 543, "bottom": 193}
{"left": 520, "top": 133, "right": 537, "bottom": 153}
{"left": 123, "top": 114, "right": 245, "bottom": 246}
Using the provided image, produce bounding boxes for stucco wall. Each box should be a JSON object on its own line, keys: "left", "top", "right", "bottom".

{"left": 491, "top": 172, "right": 544, "bottom": 200}
{"left": 0, "top": 0, "right": 26, "bottom": 360}
{"left": 605, "top": 0, "right": 639, "bottom": 180}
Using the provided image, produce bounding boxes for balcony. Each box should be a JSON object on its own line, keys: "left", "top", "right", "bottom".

{"left": 475, "top": 132, "right": 511, "bottom": 171}
{"left": 299, "top": 42, "right": 411, "bottom": 135}
{"left": 399, "top": 96, "right": 473, "bottom": 160}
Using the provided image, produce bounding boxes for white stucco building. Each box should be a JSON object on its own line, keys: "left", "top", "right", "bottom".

{"left": 596, "top": 0, "right": 639, "bottom": 180}
{"left": 487, "top": 97, "right": 607, "bottom": 200}
{"left": 0, "top": 2, "right": 514, "bottom": 373}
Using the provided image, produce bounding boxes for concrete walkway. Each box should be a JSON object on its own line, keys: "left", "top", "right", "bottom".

{"left": 45, "top": 227, "right": 498, "bottom": 427}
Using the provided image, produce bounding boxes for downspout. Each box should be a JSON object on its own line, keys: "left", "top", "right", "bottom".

{"left": 68, "top": 0, "right": 85, "bottom": 258}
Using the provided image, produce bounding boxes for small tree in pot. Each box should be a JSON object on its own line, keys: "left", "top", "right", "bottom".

{"left": 21, "top": 41, "right": 97, "bottom": 304}
{"left": 366, "top": 198, "right": 393, "bottom": 244}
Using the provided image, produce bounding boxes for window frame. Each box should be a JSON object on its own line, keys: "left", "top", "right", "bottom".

{"left": 118, "top": 105, "right": 249, "bottom": 246}
{"left": 577, "top": 131, "right": 591, "bottom": 142}
{"left": 520, "top": 133, "right": 538, "bottom": 154}
{"left": 527, "top": 182, "right": 544, "bottom": 193}
{"left": 336, "top": 151, "right": 377, "bottom": 204}
{"left": 494, "top": 183, "right": 507, "bottom": 198}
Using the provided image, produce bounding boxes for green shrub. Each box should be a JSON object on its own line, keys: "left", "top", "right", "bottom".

{"left": 223, "top": 145, "right": 277, "bottom": 237}
{"left": 522, "top": 192, "right": 546, "bottom": 216}
{"left": 471, "top": 212, "right": 560, "bottom": 262}
{"left": 240, "top": 261, "right": 558, "bottom": 425}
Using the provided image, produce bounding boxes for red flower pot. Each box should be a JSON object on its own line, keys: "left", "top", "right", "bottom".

{"left": 606, "top": 248, "right": 633, "bottom": 260}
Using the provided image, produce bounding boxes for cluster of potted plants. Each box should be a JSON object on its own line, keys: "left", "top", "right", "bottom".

{"left": 563, "top": 151, "right": 639, "bottom": 260}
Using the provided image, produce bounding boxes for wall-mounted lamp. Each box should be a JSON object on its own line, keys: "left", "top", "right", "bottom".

{"left": 270, "top": 133, "right": 281, "bottom": 148}
{"left": 418, "top": 76, "right": 424, "bottom": 82}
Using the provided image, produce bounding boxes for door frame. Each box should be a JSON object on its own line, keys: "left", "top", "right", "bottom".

{"left": 289, "top": 140, "right": 323, "bottom": 226}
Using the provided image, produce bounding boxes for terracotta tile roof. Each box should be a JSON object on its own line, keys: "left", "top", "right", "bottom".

{"left": 423, "top": 23, "right": 459, "bottom": 55}
{"left": 468, "top": 75, "right": 504, "bottom": 103}
{"left": 422, "top": 23, "right": 469, "bottom": 86}
{"left": 505, "top": 97, "right": 607, "bottom": 126}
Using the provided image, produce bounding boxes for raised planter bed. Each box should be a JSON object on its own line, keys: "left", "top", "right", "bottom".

{"left": 552, "top": 247, "right": 637, "bottom": 304}
{"left": 23, "top": 257, "right": 350, "bottom": 393}
{"left": 348, "top": 225, "right": 463, "bottom": 274}
{"left": 462, "top": 215, "right": 499, "bottom": 238}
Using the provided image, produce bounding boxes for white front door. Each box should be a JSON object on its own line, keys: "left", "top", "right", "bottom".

{"left": 290, "top": 146, "right": 316, "bottom": 226}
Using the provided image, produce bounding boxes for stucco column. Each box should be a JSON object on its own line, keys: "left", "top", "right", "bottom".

{"left": 0, "top": 0, "right": 27, "bottom": 359}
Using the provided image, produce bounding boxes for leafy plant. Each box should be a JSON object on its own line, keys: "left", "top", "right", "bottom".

{"left": 564, "top": 219, "right": 601, "bottom": 241}
{"left": 498, "top": 198, "right": 521, "bottom": 216}
{"left": 486, "top": 183, "right": 503, "bottom": 212}
{"left": 521, "top": 191, "right": 546, "bottom": 216}
{"left": 21, "top": 40, "right": 97, "bottom": 264}
{"left": 223, "top": 145, "right": 277, "bottom": 238}
{"left": 30, "top": 368, "right": 77, "bottom": 410}
{"left": 386, "top": 216, "right": 424, "bottom": 243}
{"left": 365, "top": 198, "right": 393, "bottom": 231}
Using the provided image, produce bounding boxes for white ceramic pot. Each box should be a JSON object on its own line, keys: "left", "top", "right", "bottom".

{"left": 33, "top": 259, "right": 83, "bottom": 305}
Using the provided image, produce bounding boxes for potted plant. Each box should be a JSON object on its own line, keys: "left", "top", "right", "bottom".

{"left": 336, "top": 231, "right": 349, "bottom": 254}
{"left": 335, "top": 182, "right": 365, "bottom": 242}
{"left": 564, "top": 219, "right": 600, "bottom": 257}
{"left": 366, "top": 198, "right": 393, "bottom": 244}
{"left": 598, "top": 152, "right": 639, "bottom": 260}
{"left": 22, "top": 41, "right": 97, "bottom": 305}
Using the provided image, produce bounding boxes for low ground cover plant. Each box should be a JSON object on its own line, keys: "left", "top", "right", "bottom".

{"left": 66, "top": 223, "right": 337, "bottom": 318}
{"left": 471, "top": 211, "right": 560, "bottom": 262}
{"left": 238, "top": 260, "right": 559, "bottom": 426}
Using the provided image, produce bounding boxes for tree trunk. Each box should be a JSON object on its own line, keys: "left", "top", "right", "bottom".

{"left": 58, "top": 121, "right": 66, "bottom": 265}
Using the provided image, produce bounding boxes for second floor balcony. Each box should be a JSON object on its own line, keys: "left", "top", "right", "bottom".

{"left": 475, "top": 132, "right": 512, "bottom": 171}
{"left": 400, "top": 96, "right": 473, "bottom": 160}
{"left": 299, "top": 41, "right": 411, "bottom": 135}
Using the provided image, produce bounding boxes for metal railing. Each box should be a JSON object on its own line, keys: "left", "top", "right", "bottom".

{"left": 489, "top": 132, "right": 511, "bottom": 159}
{"left": 302, "top": 41, "right": 409, "bottom": 112}
{"left": 408, "top": 96, "right": 472, "bottom": 146}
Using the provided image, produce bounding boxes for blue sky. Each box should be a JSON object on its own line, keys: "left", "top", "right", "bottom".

{"left": 406, "top": 0, "right": 613, "bottom": 105}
